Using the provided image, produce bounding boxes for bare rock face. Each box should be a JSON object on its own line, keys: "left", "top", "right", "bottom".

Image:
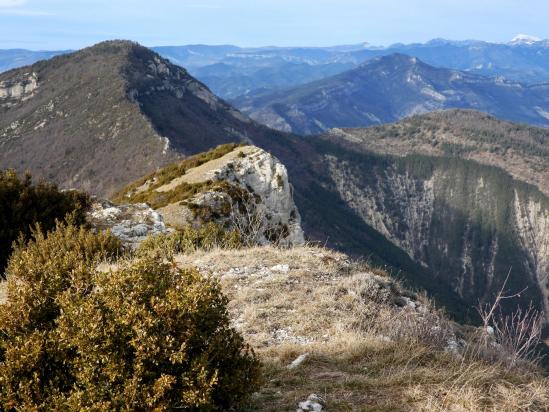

{"left": 0, "top": 72, "right": 38, "bottom": 108}
{"left": 214, "top": 146, "right": 305, "bottom": 246}
{"left": 513, "top": 193, "right": 549, "bottom": 322}
{"left": 157, "top": 145, "right": 305, "bottom": 247}
{"left": 87, "top": 200, "right": 170, "bottom": 247}
{"left": 324, "top": 151, "right": 549, "bottom": 330}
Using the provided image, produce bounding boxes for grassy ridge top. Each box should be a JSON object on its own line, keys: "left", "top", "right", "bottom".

{"left": 111, "top": 143, "right": 244, "bottom": 208}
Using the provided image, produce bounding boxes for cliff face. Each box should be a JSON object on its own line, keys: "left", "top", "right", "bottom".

{"left": 323, "top": 150, "right": 549, "bottom": 326}
{"left": 208, "top": 146, "right": 305, "bottom": 246}
{"left": 0, "top": 72, "right": 38, "bottom": 107}
{"left": 514, "top": 195, "right": 549, "bottom": 321}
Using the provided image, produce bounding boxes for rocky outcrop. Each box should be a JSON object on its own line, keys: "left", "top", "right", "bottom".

{"left": 0, "top": 72, "right": 38, "bottom": 108}
{"left": 157, "top": 145, "right": 305, "bottom": 247}
{"left": 114, "top": 144, "right": 305, "bottom": 248}
{"left": 87, "top": 200, "right": 170, "bottom": 247}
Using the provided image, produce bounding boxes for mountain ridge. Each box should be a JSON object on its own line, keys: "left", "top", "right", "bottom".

{"left": 6, "top": 36, "right": 549, "bottom": 100}
{"left": 327, "top": 109, "right": 549, "bottom": 196}
{"left": 235, "top": 53, "right": 549, "bottom": 134}
{"left": 0, "top": 40, "right": 284, "bottom": 196}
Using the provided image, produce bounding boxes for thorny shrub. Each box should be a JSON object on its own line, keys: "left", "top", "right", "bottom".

{"left": 0, "top": 222, "right": 259, "bottom": 410}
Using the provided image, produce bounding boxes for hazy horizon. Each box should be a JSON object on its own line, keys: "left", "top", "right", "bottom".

{"left": 1, "top": 36, "right": 546, "bottom": 52}
{"left": 0, "top": 0, "right": 547, "bottom": 50}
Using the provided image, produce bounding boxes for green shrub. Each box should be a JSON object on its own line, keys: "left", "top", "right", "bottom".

{"left": 0, "top": 170, "right": 90, "bottom": 277}
{"left": 0, "top": 222, "right": 122, "bottom": 409}
{"left": 0, "top": 223, "right": 259, "bottom": 410}
{"left": 137, "top": 223, "right": 242, "bottom": 260}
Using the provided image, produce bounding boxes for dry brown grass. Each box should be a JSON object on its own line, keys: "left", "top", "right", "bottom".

{"left": 156, "top": 145, "right": 255, "bottom": 191}
{"left": 175, "top": 246, "right": 549, "bottom": 411}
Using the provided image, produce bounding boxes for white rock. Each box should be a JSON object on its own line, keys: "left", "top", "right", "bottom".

{"left": 273, "top": 328, "right": 313, "bottom": 345}
{"left": 87, "top": 200, "right": 171, "bottom": 247}
{"left": 163, "top": 145, "right": 305, "bottom": 247}
{"left": 297, "top": 394, "right": 324, "bottom": 412}
{"left": 0, "top": 72, "right": 38, "bottom": 102}
{"left": 271, "top": 264, "right": 290, "bottom": 273}
{"left": 216, "top": 146, "right": 305, "bottom": 246}
{"left": 288, "top": 353, "right": 308, "bottom": 369}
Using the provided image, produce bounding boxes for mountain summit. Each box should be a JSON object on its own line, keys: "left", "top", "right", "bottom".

{"left": 0, "top": 40, "right": 276, "bottom": 196}
{"left": 509, "top": 34, "right": 542, "bottom": 45}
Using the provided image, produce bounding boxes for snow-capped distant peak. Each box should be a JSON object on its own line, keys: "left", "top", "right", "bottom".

{"left": 509, "top": 34, "right": 541, "bottom": 45}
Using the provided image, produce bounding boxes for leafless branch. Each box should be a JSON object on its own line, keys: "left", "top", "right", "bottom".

{"left": 474, "top": 268, "right": 543, "bottom": 368}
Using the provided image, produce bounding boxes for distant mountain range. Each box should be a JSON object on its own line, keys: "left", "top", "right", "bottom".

{"left": 0, "top": 49, "right": 68, "bottom": 74}
{"left": 4, "top": 36, "right": 549, "bottom": 99}
{"left": 160, "top": 36, "right": 549, "bottom": 98}
{"left": 234, "top": 53, "right": 549, "bottom": 134}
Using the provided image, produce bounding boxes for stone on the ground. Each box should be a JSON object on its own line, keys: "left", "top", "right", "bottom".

{"left": 297, "top": 394, "right": 325, "bottom": 412}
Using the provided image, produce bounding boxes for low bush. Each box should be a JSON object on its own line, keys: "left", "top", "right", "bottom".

{"left": 0, "top": 223, "right": 259, "bottom": 410}
{"left": 137, "top": 223, "right": 242, "bottom": 260}
{"left": 0, "top": 170, "right": 90, "bottom": 276}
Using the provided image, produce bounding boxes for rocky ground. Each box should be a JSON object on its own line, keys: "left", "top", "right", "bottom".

{"left": 174, "top": 246, "right": 549, "bottom": 411}
{"left": 87, "top": 200, "right": 171, "bottom": 247}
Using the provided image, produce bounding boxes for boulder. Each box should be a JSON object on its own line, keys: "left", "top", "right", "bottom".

{"left": 87, "top": 200, "right": 170, "bottom": 247}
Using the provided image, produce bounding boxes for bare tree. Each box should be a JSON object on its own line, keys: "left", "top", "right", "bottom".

{"left": 227, "top": 196, "right": 266, "bottom": 247}
{"left": 475, "top": 270, "right": 544, "bottom": 368}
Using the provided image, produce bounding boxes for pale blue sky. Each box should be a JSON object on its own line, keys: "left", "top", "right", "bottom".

{"left": 0, "top": 0, "right": 546, "bottom": 49}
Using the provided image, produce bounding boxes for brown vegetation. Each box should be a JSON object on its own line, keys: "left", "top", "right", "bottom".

{"left": 112, "top": 143, "right": 245, "bottom": 208}
{"left": 0, "top": 223, "right": 259, "bottom": 410}
{"left": 136, "top": 222, "right": 242, "bottom": 260}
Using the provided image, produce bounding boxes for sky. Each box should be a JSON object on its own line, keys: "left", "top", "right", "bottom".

{"left": 0, "top": 0, "right": 546, "bottom": 50}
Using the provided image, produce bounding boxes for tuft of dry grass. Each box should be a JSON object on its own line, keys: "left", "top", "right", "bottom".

{"left": 175, "top": 246, "right": 549, "bottom": 411}
{"left": 0, "top": 281, "right": 5, "bottom": 304}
